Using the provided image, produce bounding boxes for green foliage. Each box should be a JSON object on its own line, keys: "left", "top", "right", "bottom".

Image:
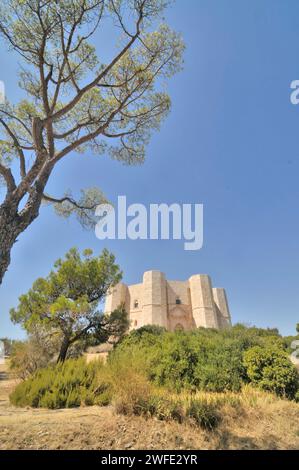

{"left": 124, "top": 324, "right": 166, "bottom": 340}
{"left": 0, "top": 0, "right": 184, "bottom": 244}
{"left": 10, "top": 325, "right": 299, "bottom": 421}
{"left": 10, "top": 248, "right": 129, "bottom": 362}
{"left": 147, "top": 395, "right": 184, "bottom": 423}
{"left": 10, "top": 357, "right": 108, "bottom": 409}
{"left": 243, "top": 346, "right": 299, "bottom": 399}
{"left": 112, "top": 324, "right": 291, "bottom": 394}
{"left": 186, "top": 398, "right": 221, "bottom": 430}
{"left": 110, "top": 324, "right": 299, "bottom": 398}
{"left": 94, "top": 388, "right": 112, "bottom": 407}
{"left": 193, "top": 340, "right": 245, "bottom": 393}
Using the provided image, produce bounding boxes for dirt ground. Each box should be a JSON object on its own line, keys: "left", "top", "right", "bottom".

{"left": 1, "top": 361, "right": 299, "bottom": 450}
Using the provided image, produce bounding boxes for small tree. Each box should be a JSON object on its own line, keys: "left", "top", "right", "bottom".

{"left": 9, "top": 329, "right": 59, "bottom": 379}
{"left": 296, "top": 323, "right": 299, "bottom": 335}
{"left": 10, "top": 248, "right": 129, "bottom": 362}
{"left": 0, "top": 0, "right": 184, "bottom": 285}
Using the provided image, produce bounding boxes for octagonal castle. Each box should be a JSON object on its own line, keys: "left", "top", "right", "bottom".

{"left": 104, "top": 271, "right": 231, "bottom": 331}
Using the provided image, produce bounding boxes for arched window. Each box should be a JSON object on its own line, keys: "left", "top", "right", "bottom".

{"left": 175, "top": 297, "right": 181, "bottom": 305}
{"left": 134, "top": 300, "right": 139, "bottom": 309}
{"left": 134, "top": 320, "right": 138, "bottom": 327}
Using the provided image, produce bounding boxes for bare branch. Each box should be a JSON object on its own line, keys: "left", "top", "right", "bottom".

{"left": 42, "top": 194, "right": 99, "bottom": 211}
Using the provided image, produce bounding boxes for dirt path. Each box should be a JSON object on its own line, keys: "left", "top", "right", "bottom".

{"left": 1, "top": 362, "right": 299, "bottom": 450}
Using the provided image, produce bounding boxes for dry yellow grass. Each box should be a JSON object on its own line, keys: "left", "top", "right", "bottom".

{"left": 1, "top": 361, "right": 299, "bottom": 450}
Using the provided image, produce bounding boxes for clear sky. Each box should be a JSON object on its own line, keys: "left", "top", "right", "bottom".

{"left": 1, "top": 0, "right": 299, "bottom": 339}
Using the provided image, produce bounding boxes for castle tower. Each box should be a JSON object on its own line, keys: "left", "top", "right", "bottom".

{"left": 212, "top": 288, "right": 231, "bottom": 328}
{"left": 142, "top": 270, "right": 168, "bottom": 328}
{"left": 189, "top": 274, "right": 219, "bottom": 328}
{"left": 104, "top": 282, "right": 127, "bottom": 314}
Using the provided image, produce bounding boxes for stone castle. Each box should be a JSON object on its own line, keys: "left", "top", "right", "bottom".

{"left": 104, "top": 271, "right": 231, "bottom": 331}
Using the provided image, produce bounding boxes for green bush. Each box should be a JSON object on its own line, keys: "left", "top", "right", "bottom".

{"left": 243, "top": 346, "right": 299, "bottom": 399}
{"left": 10, "top": 357, "right": 106, "bottom": 408}
{"left": 95, "top": 389, "right": 112, "bottom": 406}
{"left": 186, "top": 398, "right": 221, "bottom": 430}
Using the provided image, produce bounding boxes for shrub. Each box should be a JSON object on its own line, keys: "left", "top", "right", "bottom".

{"left": 243, "top": 346, "right": 299, "bottom": 399}
{"left": 10, "top": 357, "right": 106, "bottom": 408}
{"left": 95, "top": 389, "right": 112, "bottom": 406}
{"left": 193, "top": 341, "right": 245, "bottom": 392}
{"left": 112, "top": 370, "right": 153, "bottom": 416}
{"left": 186, "top": 398, "right": 221, "bottom": 430}
{"left": 66, "top": 389, "right": 81, "bottom": 408}
{"left": 148, "top": 395, "right": 184, "bottom": 423}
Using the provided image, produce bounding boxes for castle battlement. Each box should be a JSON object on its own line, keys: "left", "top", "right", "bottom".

{"left": 104, "top": 271, "right": 231, "bottom": 331}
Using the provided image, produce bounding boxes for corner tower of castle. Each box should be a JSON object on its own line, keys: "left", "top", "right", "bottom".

{"left": 104, "top": 271, "right": 231, "bottom": 331}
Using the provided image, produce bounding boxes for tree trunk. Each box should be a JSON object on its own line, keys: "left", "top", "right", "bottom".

{"left": 0, "top": 178, "right": 47, "bottom": 285}
{"left": 0, "top": 205, "right": 21, "bottom": 285}
{"left": 57, "top": 336, "right": 70, "bottom": 363}
{"left": 0, "top": 239, "right": 14, "bottom": 285}
{"left": 0, "top": 212, "right": 36, "bottom": 286}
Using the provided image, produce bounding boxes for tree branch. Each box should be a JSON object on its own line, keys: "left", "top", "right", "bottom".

{"left": 0, "top": 162, "right": 16, "bottom": 193}
{"left": 0, "top": 118, "right": 26, "bottom": 177}
{"left": 42, "top": 193, "right": 99, "bottom": 211}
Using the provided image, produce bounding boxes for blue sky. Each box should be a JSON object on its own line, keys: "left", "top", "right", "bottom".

{"left": 1, "top": 0, "right": 299, "bottom": 339}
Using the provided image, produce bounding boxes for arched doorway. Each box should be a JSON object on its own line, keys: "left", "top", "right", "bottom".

{"left": 174, "top": 323, "right": 184, "bottom": 331}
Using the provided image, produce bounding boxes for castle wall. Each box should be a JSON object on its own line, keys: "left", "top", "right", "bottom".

{"left": 127, "top": 283, "right": 144, "bottom": 329}
{"left": 166, "top": 280, "right": 189, "bottom": 305}
{"left": 166, "top": 281, "right": 193, "bottom": 330}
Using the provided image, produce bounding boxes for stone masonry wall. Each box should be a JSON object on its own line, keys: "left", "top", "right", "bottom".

{"left": 104, "top": 271, "right": 231, "bottom": 332}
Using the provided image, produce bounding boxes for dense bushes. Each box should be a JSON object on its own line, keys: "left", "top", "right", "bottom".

{"left": 10, "top": 325, "right": 299, "bottom": 417}
{"left": 111, "top": 324, "right": 298, "bottom": 397}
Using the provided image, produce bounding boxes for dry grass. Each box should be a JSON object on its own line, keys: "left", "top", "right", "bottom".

{"left": 1, "top": 361, "right": 299, "bottom": 450}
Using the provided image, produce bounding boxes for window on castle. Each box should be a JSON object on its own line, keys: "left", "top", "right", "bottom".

{"left": 134, "top": 300, "right": 139, "bottom": 308}
{"left": 134, "top": 320, "right": 138, "bottom": 326}
{"left": 176, "top": 297, "right": 181, "bottom": 305}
